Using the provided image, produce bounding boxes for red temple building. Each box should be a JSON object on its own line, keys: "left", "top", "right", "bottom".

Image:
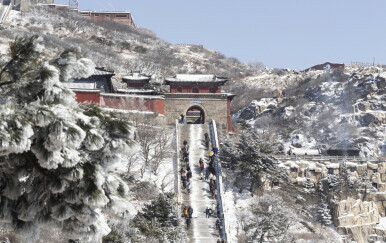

{"left": 66, "top": 71, "right": 235, "bottom": 130}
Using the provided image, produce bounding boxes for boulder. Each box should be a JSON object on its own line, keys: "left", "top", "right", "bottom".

{"left": 333, "top": 198, "right": 380, "bottom": 227}
{"left": 359, "top": 112, "right": 386, "bottom": 126}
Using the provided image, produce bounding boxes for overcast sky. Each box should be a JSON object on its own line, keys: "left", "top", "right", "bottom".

{"left": 60, "top": 0, "right": 386, "bottom": 70}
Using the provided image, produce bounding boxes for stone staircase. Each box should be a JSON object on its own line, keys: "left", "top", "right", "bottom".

{"left": 178, "top": 124, "right": 221, "bottom": 243}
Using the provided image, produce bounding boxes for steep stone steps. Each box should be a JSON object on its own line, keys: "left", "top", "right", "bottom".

{"left": 178, "top": 124, "right": 221, "bottom": 243}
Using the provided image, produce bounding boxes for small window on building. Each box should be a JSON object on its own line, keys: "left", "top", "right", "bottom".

{"left": 350, "top": 167, "right": 355, "bottom": 172}
{"left": 116, "top": 14, "right": 128, "bottom": 18}
{"left": 176, "top": 86, "right": 183, "bottom": 93}
{"left": 309, "top": 169, "right": 315, "bottom": 173}
{"left": 290, "top": 168, "right": 297, "bottom": 173}
{"left": 272, "top": 181, "right": 279, "bottom": 187}
{"left": 105, "top": 14, "right": 110, "bottom": 17}
{"left": 192, "top": 87, "right": 200, "bottom": 93}
{"left": 373, "top": 169, "right": 378, "bottom": 173}
{"left": 328, "top": 168, "right": 334, "bottom": 175}
{"left": 372, "top": 183, "right": 378, "bottom": 189}
{"left": 94, "top": 13, "right": 100, "bottom": 16}
{"left": 82, "top": 12, "right": 89, "bottom": 16}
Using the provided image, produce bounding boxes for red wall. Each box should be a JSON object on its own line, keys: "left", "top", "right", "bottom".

{"left": 101, "top": 96, "right": 164, "bottom": 114}
{"left": 227, "top": 98, "right": 232, "bottom": 131}
{"left": 170, "top": 85, "right": 221, "bottom": 93}
{"left": 89, "top": 13, "right": 135, "bottom": 26}
{"left": 74, "top": 92, "right": 164, "bottom": 114}
{"left": 75, "top": 92, "right": 101, "bottom": 104}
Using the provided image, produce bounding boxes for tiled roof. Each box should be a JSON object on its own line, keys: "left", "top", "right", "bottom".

{"left": 165, "top": 74, "right": 228, "bottom": 83}
{"left": 93, "top": 68, "right": 115, "bottom": 76}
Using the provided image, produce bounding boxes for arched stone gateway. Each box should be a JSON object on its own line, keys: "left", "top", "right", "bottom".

{"left": 164, "top": 74, "right": 236, "bottom": 130}
{"left": 186, "top": 105, "right": 205, "bottom": 124}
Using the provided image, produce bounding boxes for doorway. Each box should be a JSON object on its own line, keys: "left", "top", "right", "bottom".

{"left": 186, "top": 106, "right": 205, "bottom": 124}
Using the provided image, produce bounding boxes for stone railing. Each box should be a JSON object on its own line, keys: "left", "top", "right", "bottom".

{"left": 273, "top": 155, "right": 383, "bottom": 163}
{"left": 0, "top": 1, "right": 12, "bottom": 24}
{"left": 209, "top": 120, "right": 228, "bottom": 241}
{"left": 174, "top": 120, "right": 182, "bottom": 222}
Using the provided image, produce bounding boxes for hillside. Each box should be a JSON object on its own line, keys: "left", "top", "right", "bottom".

{"left": 233, "top": 66, "right": 386, "bottom": 157}
{"left": 0, "top": 5, "right": 385, "bottom": 243}
{"left": 1, "top": 7, "right": 259, "bottom": 80}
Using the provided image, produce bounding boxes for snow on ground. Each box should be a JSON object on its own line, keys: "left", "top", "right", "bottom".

{"left": 187, "top": 124, "right": 219, "bottom": 243}
{"left": 5, "top": 10, "right": 20, "bottom": 23}
{"left": 222, "top": 180, "right": 254, "bottom": 243}
{"left": 375, "top": 217, "right": 386, "bottom": 230}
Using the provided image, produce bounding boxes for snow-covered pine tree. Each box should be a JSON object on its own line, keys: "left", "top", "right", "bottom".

{"left": 235, "top": 130, "right": 289, "bottom": 192}
{"left": 132, "top": 193, "right": 186, "bottom": 242}
{"left": 220, "top": 138, "right": 238, "bottom": 170}
{"left": 245, "top": 193, "right": 297, "bottom": 242}
{"left": 318, "top": 201, "right": 333, "bottom": 226}
{"left": 0, "top": 36, "right": 134, "bottom": 242}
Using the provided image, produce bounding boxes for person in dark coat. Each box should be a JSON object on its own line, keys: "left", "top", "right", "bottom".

{"left": 205, "top": 168, "right": 210, "bottom": 180}
{"left": 183, "top": 151, "right": 189, "bottom": 158}
{"left": 186, "top": 217, "right": 191, "bottom": 228}
{"left": 210, "top": 167, "right": 215, "bottom": 175}
{"left": 187, "top": 171, "right": 192, "bottom": 181}
{"left": 208, "top": 207, "right": 213, "bottom": 217}
{"left": 188, "top": 206, "right": 193, "bottom": 218}
{"left": 205, "top": 207, "right": 210, "bottom": 218}
{"left": 182, "top": 179, "right": 187, "bottom": 189}
{"left": 216, "top": 219, "right": 220, "bottom": 229}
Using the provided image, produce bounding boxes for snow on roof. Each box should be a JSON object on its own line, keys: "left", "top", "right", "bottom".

{"left": 122, "top": 72, "right": 151, "bottom": 81}
{"left": 93, "top": 68, "right": 114, "bottom": 76}
{"left": 64, "top": 82, "right": 96, "bottom": 90}
{"left": 116, "top": 88, "right": 155, "bottom": 94}
{"left": 165, "top": 74, "right": 228, "bottom": 83}
{"left": 100, "top": 93, "right": 164, "bottom": 100}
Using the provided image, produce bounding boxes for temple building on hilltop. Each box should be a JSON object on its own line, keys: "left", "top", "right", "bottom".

{"left": 164, "top": 74, "right": 235, "bottom": 130}
{"left": 65, "top": 71, "right": 235, "bottom": 130}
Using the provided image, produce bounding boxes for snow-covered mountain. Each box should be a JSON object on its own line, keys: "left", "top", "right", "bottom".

{"left": 1, "top": 7, "right": 259, "bottom": 80}
{"left": 233, "top": 66, "right": 385, "bottom": 157}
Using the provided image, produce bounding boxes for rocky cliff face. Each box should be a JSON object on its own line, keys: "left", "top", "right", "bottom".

{"left": 277, "top": 159, "right": 386, "bottom": 242}
{"left": 234, "top": 66, "right": 386, "bottom": 157}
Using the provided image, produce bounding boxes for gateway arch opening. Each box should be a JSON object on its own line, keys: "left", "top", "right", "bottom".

{"left": 186, "top": 106, "right": 205, "bottom": 124}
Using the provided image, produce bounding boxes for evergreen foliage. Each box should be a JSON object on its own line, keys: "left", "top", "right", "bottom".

{"left": 221, "top": 130, "right": 289, "bottom": 193}
{"left": 318, "top": 202, "right": 333, "bottom": 226}
{"left": 319, "top": 162, "right": 357, "bottom": 200}
{"left": 132, "top": 193, "right": 185, "bottom": 242}
{"left": 0, "top": 36, "right": 134, "bottom": 242}
{"left": 243, "top": 193, "right": 297, "bottom": 243}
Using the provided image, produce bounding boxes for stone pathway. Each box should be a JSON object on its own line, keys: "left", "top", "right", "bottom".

{"left": 178, "top": 124, "right": 220, "bottom": 243}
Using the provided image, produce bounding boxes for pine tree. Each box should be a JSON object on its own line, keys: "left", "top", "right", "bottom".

{"left": 235, "top": 130, "right": 288, "bottom": 192}
{"left": 0, "top": 36, "right": 134, "bottom": 242}
{"left": 132, "top": 193, "right": 186, "bottom": 242}
{"left": 245, "top": 193, "right": 297, "bottom": 243}
{"left": 318, "top": 201, "right": 333, "bottom": 226}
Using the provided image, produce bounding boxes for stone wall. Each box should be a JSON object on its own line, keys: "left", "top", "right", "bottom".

{"left": 164, "top": 95, "right": 229, "bottom": 130}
